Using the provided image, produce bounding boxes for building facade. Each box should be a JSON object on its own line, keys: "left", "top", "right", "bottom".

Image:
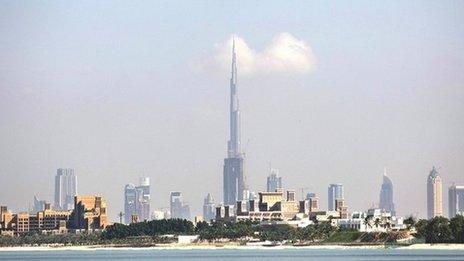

{"left": 328, "top": 184, "right": 344, "bottom": 211}
{"left": 203, "top": 193, "right": 215, "bottom": 222}
{"left": 136, "top": 177, "right": 151, "bottom": 221}
{"left": 54, "top": 168, "right": 77, "bottom": 210}
{"left": 427, "top": 166, "right": 443, "bottom": 219}
{"left": 449, "top": 184, "right": 464, "bottom": 218}
{"left": 235, "top": 189, "right": 300, "bottom": 222}
{"left": 379, "top": 169, "right": 395, "bottom": 216}
{"left": 33, "top": 196, "right": 47, "bottom": 213}
{"left": 170, "top": 191, "right": 190, "bottom": 220}
{"left": 1, "top": 204, "right": 70, "bottom": 235}
{"left": 223, "top": 39, "right": 245, "bottom": 206}
{"left": 306, "top": 193, "right": 320, "bottom": 212}
{"left": 266, "top": 169, "right": 282, "bottom": 192}
{"left": 70, "top": 195, "right": 108, "bottom": 230}
{"left": 124, "top": 183, "right": 137, "bottom": 224}
{"left": 123, "top": 177, "right": 151, "bottom": 224}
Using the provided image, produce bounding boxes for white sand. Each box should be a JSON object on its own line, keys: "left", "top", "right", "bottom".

{"left": 1, "top": 243, "right": 464, "bottom": 252}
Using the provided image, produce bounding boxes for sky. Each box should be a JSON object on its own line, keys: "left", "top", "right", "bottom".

{"left": 0, "top": 1, "right": 463, "bottom": 221}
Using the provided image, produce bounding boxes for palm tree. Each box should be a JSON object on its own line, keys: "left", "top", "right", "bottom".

{"left": 404, "top": 216, "right": 416, "bottom": 230}
{"left": 363, "top": 216, "right": 372, "bottom": 229}
{"left": 385, "top": 222, "right": 391, "bottom": 231}
{"left": 118, "top": 211, "right": 124, "bottom": 224}
{"left": 374, "top": 218, "right": 381, "bottom": 229}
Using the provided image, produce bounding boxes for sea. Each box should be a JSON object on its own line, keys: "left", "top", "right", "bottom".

{"left": 1, "top": 248, "right": 464, "bottom": 261}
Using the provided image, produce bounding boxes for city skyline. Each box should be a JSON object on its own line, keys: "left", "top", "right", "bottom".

{"left": 1, "top": 2, "right": 463, "bottom": 221}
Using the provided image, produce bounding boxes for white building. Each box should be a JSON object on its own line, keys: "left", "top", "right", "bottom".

{"left": 337, "top": 209, "right": 405, "bottom": 232}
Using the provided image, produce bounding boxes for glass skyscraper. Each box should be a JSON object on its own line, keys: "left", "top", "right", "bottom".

{"left": 328, "top": 183, "right": 343, "bottom": 211}
{"left": 54, "top": 168, "right": 77, "bottom": 210}
{"left": 223, "top": 38, "right": 245, "bottom": 206}
{"left": 449, "top": 184, "right": 464, "bottom": 218}
{"left": 266, "top": 168, "right": 282, "bottom": 192}
{"left": 379, "top": 169, "right": 395, "bottom": 216}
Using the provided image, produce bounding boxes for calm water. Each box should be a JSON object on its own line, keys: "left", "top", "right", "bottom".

{"left": 1, "top": 248, "right": 464, "bottom": 260}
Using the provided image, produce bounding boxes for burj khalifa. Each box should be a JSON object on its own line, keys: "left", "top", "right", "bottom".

{"left": 223, "top": 38, "right": 245, "bottom": 206}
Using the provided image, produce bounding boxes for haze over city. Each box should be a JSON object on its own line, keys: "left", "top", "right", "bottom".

{"left": 1, "top": 1, "right": 463, "bottom": 222}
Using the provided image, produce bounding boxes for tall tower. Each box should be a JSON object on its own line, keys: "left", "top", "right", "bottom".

{"left": 449, "top": 184, "right": 464, "bottom": 218}
{"left": 136, "top": 177, "right": 151, "bottom": 221}
{"left": 203, "top": 193, "right": 216, "bottom": 222}
{"left": 379, "top": 168, "right": 396, "bottom": 216}
{"left": 427, "top": 166, "right": 443, "bottom": 219}
{"left": 223, "top": 37, "right": 245, "bottom": 205}
{"left": 124, "top": 183, "right": 136, "bottom": 224}
{"left": 266, "top": 168, "right": 282, "bottom": 192}
{"left": 54, "top": 168, "right": 77, "bottom": 210}
{"left": 328, "top": 183, "right": 343, "bottom": 211}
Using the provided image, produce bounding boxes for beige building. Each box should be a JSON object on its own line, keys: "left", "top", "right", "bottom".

{"left": 236, "top": 189, "right": 300, "bottom": 221}
{"left": 1, "top": 204, "right": 71, "bottom": 234}
{"left": 427, "top": 166, "right": 443, "bottom": 219}
{"left": 70, "top": 195, "right": 108, "bottom": 230}
{"left": 335, "top": 198, "right": 349, "bottom": 219}
{"left": 0, "top": 206, "right": 14, "bottom": 230}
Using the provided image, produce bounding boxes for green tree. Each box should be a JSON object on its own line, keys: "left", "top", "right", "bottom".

{"left": 259, "top": 224, "right": 297, "bottom": 242}
{"left": 363, "top": 216, "right": 372, "bottom": 228}
{"left": 449, "top": 215, "right": 464, "bottom": 243}
{"left": 373, "top": 218, "right": 381, "bottom": 229}
{"left": 425, "top": 216, "right": 451, "bottom": 243}
{"left": 414, "top": 219, "right": 428, "bottom": 238}
{"left": 404, "top": 216, "right": 416, "bottom": 230}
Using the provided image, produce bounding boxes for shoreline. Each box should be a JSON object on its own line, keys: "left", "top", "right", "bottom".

{"left": 1, "top": 243, "right": 464, "bottom": 252}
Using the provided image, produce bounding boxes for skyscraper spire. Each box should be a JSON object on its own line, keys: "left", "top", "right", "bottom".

{"left": 223, "top": 35, "right": 245, "bottom": 205}
{"left": 228, "top": 35, "right": 241, "bottom": 157}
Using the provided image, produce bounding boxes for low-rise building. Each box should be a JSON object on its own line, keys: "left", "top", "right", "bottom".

{"left": 1, "top": 204, "right": 71, "bottom": 235}
{"left": 337, "top": 208, "right": 405, "bottom": 232}
{"left": 235, "top": 189, "right": 300, "bottom": 222}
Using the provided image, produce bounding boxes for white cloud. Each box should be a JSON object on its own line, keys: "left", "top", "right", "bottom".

{"left": 196, "top": 33, "right": 316, "bottom": 76}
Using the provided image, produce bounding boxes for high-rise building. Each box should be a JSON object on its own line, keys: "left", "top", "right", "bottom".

{"left": 449, "top": 184, "right": 464, "bottom": 218}
{"left": 306, "top": 193, "right": 319, "bottom": 212}
{"left": 170, "top": 191, "right": 190, "bottom": 220}
{"left": 203, "top": 193, "right": 215, "bottom": 222}
{"left": 427, "top": 166, "right": 443, "bottom": 219}
{"left": 223, "top": 38, "right": 245, "bottom": 206}
{"left": 123, "top": 177, "right": 151, "bottom": 223}
{"left": 33, "top": 196, "right": 47, "bottom": 213}
{"left": 379, "top": 169, "right": 395, "bottom": 216}
{"left": 328, "top": 184, "right": 343, "bottom": 211}
{"left": 124, "top": 183, "right": 137, "bottom": 224}
{"left": 54, "top": 168, "right": 77, "bottom": 210}
{"left": 136, "top": 177, "right": 151, "bottom": 221}
{"left": 266, "top": 169, "right": 282, "bottom": 192}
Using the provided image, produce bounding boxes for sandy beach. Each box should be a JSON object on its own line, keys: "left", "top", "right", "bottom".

{"left": 1, "top": 243, "right": 464, "bottom": 252}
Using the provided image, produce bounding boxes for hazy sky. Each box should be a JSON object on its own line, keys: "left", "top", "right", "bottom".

{"left": 1, "top": 1, "right": 463, "bottom": 221}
